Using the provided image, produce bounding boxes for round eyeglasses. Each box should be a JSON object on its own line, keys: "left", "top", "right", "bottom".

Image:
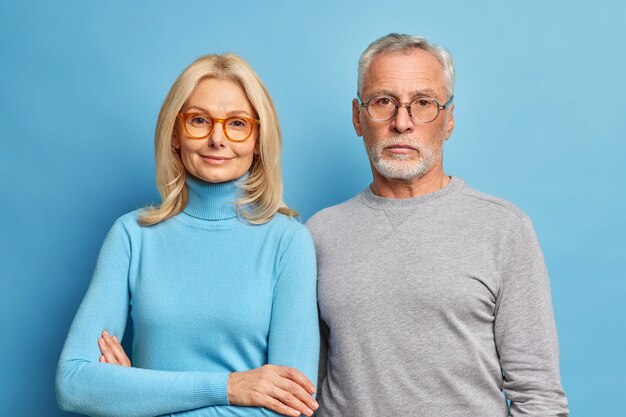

{"left": 177, "top": 113, "right": 260, "bottom": 142}
{"left": 360, "top": 95, "right": 454, "bottom": 123}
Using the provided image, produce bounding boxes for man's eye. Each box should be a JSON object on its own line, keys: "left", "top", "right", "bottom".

{"left": 373, "top": 97, "right": 393, "bottom": 106}
{"left": 415, "top": 99, "right": 431, "bottom": 108}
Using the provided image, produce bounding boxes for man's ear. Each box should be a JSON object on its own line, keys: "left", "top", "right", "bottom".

{"left": 444, "top": 103, "right": 455, "bottom": 140}
{"left": 352, "top": 98, "right": 363, "bottom": 137}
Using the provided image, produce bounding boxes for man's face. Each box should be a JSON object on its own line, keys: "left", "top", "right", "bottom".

{"left": 353, "top": 49, "right": 454, "bottom": 182}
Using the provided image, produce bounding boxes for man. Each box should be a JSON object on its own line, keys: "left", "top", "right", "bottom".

{"left": 306, "top": 33, "right": 568, "bottom": 417}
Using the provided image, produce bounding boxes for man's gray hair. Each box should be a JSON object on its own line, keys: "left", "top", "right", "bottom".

{"left": 357, "top": 33, "right": 455, "bottom": 98}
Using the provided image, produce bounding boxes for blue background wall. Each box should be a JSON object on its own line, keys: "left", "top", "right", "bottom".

{"left": 2, "top": 1, "right": 625, "bottom": 415}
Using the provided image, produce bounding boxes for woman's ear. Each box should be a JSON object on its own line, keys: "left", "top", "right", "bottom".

{"left": 172, "top": 129, "right": 181, "bottom": 151}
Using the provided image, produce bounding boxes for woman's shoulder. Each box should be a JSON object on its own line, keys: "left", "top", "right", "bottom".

{"left": 114, "top": 208, "right": 145, "bottom": 228}
{"left": 266, "top": 212, "right": 309, "bottom": 234}
{"left": 263, "top": 213, "right": 313, "bottom": 248}
{"left": 106, "top": 208, "right": 151, "bottom": 239}
{"left": 265, "top": 214, "right": 316, "bottom": 271}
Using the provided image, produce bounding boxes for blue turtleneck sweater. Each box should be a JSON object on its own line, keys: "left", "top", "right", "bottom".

{"left": 56, "top": 176, "right": 319, "bottom": 417}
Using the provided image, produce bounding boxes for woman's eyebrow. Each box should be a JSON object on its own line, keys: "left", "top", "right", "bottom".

{"left": 184, "top": 106, "right": 253, "bottom": 117}
{"left": 226, "top": 110, "right": 254, "bottom": 117}
{"left": 184, "top": 105, "right": 210, "bottom": 113}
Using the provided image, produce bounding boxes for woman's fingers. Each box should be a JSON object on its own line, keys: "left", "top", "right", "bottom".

{"left": 98, "top": 331, "right": 131, "bottom": 367}
{"left": 259, "top": 365, "right": 317, "bottom": 415}
{"left": 262, "top": 392, "right": 303, "bottom": 417}
{"left": 227, "top": 365, "right": 318, "bottom": 416}
{"left": 98, "top": 333, "right": 118, "bottom": 365}
{"left": 272, "top": 365, "right": 316, "bottom": 394}
{"left": 272, "top": 373, "right": 318, "bottom": 413}
{"left": 107, "top": 334, "right": 131, "bottom": 366}
{"left": 270, "top": 385, "right": 315, "bottom": 416}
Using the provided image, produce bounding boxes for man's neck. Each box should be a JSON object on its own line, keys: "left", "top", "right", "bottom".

{"left": 370, "top": 167, "right": 451, "bottom": 199}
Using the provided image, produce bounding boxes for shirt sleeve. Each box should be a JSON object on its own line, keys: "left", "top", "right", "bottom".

{"left": 494, "top": 216, "right": 569, "bottom": 416}
{"left": 166, "top": 227, "right": 320, "bottom": 417}
{"left": 315, "top": 317, "right": 329, "bottom": 403}
{"left": 56, "top": 219, "right": 230, "bottom": 417}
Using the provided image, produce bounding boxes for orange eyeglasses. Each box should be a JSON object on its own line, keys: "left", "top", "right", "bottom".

{"left": 177, "top": 113, "right": 260, "bottom": 142}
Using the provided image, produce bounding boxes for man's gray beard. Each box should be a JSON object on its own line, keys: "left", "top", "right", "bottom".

{"left": 365, "top": 135, "right": 442, "bottom": 180}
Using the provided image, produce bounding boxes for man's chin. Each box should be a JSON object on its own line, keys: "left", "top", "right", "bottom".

{"left": 372, "top": 161, "right": 428, "bottom": 181}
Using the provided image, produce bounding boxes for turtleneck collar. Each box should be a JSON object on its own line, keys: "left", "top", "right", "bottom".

{"left": 360, "top": 176, "right": 463, "bottom": 210}
{"left": 183, "top": 174, "right": 247, "bottom": 221}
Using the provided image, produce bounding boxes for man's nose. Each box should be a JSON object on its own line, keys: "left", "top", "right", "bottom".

{"left": 392, "top": 105, "right": 414, "bottom": 133}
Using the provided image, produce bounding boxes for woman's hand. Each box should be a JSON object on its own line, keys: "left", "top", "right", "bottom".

{"left": 98, "top": 330, "right": 131, "bottom": 367}
{"left": 228, "top": 365, "right": 318, "bottom": 417}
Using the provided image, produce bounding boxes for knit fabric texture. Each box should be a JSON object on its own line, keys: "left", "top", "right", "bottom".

{"left": 307, "top": 177, "right": 568, "bottom": 417}
{"left": 56, "top": 175, "right": 319, "bottom": 417}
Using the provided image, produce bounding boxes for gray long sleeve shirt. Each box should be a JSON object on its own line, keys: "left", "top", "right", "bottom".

{"left": 306, "top": 177, "right": 568, "bottom": 417}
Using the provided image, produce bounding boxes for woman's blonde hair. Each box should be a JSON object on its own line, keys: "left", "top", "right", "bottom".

{"left": 139, "top": 53, "right": 297, "bottom": 226}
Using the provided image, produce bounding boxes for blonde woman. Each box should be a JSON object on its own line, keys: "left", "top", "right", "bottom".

{"left": 56, "top": 53, "right": 319, "bottom": 417}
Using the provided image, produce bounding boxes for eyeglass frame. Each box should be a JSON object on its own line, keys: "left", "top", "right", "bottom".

{"left": 359, "top": 94, "right": 454, "bottom": 123}
{"left": 177, "top": 112, "right": 260, "bottom": 143}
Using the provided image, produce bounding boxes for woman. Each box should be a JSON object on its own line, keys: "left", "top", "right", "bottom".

{"left": 56, "top": 53, "right": 319, "bottom": 417}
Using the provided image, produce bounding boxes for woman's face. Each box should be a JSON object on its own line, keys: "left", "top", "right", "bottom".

{"left": 174, "top": 78, "right": 259, "bottom": 183}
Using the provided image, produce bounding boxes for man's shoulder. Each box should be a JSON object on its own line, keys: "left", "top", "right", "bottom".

{"left": 456, "top": 180, "right": 531, "bottom": 226}
{"left": 305, "top": 192, "right": 364, "bottom": 232}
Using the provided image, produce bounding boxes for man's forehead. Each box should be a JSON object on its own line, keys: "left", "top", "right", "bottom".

{"left": 363, "top": 49, "right": 446, "bottom": 98}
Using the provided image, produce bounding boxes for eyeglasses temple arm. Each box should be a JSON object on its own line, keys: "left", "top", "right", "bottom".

{"left": 441, "top": 95, "right": 454, "bottom": 109}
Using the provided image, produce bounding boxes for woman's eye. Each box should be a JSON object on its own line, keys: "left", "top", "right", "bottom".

{"left": 190, "top": 115, "right": 210, "bottom": 125}
{"left": 228, "top": 118, "right": 249, "bottom": 128}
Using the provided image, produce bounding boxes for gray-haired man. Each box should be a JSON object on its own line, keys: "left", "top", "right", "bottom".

{"left": 307, "top": 33, "right": 568, "bottom": 417}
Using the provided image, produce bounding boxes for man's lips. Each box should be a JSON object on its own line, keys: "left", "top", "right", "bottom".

{"left": 385, "top": 144, "right": 417, "bottom": 154}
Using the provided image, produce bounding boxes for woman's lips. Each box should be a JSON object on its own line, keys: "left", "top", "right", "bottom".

{"left": 199, "top": 155, "right": 233, "bottom": 165}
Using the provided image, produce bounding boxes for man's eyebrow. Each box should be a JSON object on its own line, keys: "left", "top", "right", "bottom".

{"left": 408, "top": 89, "right": 439, "bottom": 98}
{"left": 364, "top": 88, "right": 441, "bottom": 100}
{"left": 365, "top": 89, "right": 398, "bottom": 99}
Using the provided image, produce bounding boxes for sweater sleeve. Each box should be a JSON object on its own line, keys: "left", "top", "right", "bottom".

{"left": 56, "top": 219, "right": 230, "bottom": 417}
{"left": 166, "top": 227, "right": 320, "bottom": 417}
{"left": 268, "top": 227, "right": 319, "bottom": 382}
{"left": 494, "top": 216, "right": 569, "bottom": 416}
